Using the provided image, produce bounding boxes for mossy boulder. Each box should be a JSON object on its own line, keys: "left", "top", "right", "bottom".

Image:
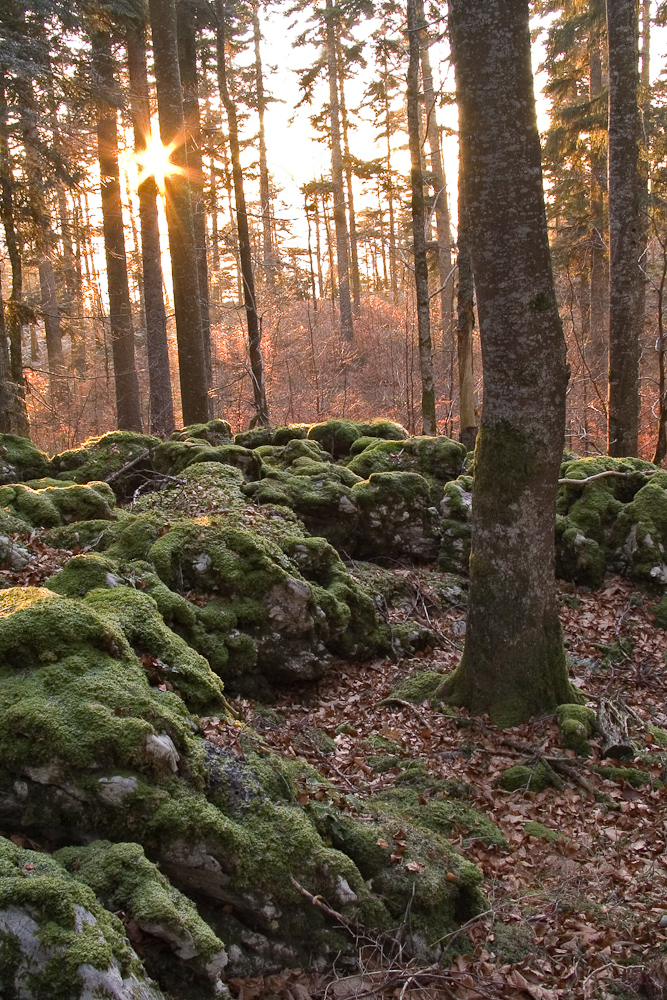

{"left": 386, "top": 669, "right": 446, "bottom": 706}
{"left": 439, "top": 475, "right": 473, "bottom": 574}
{"left": 611, "top": 470, "right": 667, "bottom": 584}
{"left": 497, "top": 761, "right": 563, "bottom": 793}
{"left": 50, "top": 432, "right": 159, "bottom": 496}
{"left": 352, "top": 472, "right": 442, "bottom": 560}
{"left": 171, "top": 419, "right": 233, "bottom": 447}
{"left": 555, "top": 456, "right": 657, "bottom": 587}
{"left": 0, "top": 588, "right": 483, "bottom": 975}
{"left": 0, "top": 433, "right": 51, "bottom": 484}
{"left": 56, "top": 840, "right": 227, "bottom": 993}
{"left": 555, "top": 703, "right": 596, "bottom": 756}
{"left": 0, "top": 836, "right": 165, "bottom": 1000}
{"left": 0, "top": 481, "right": 116, "bottom": 528}
{"left": 307, "top": 420, "right": 364, "bottom": 458}
{"left": 347, "top": 436, "right": 466, "bottom": 484}
{"left": 152, "top": 440, "right": 262, "bottom": 481}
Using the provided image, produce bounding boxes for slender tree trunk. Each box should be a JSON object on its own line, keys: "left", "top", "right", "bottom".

{"left": 215, "top": 1, "right": 268, "bottom": 425}
{"left": 177, "top": 0, "right": 212, "bottom": 389}
{"left": 637, "top": 0, "right": 650, "bottom": 401}
{"left": 126, "top": 22, "right": 176, "bottom": 438}
{"left": 442, "top": 0, "right": 573, "bottom": 725}
{"left": 252, "top": 3, "right": 276, "bottom": 294}
{"left": 0, "top": 272, "right": 12, "bottom": 433}
{"left": 325, "top": 0, "right": 353, "bottom": 341}
{"left": 607, "top": 0, "right": 641, "bottom": 456}
{"left": 589, "top": 20, "right": 608, "bottom": 374}
{"left": 38, "top": 260, "right": 63, "bottom": 388}
{"left": 416, "top": 0, "right": 454, "bottom": 354}
{"left": 407, "top": 0, "right": 436, "bottom": 436}
{"left": 148, "top": 0, "right": 210, "bottom": 426}
{"left": 456, "top": 160, "right": 476, "bottom": 451}
{"left": 92, "top": 30, "right": 143, "bottom": 432}
{"left": 336, "top": 29, "right": 361, "bottom": 314}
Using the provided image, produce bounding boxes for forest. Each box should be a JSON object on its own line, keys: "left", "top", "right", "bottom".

{"left": 2, "top": 0, "right": 667, "bottom": 999}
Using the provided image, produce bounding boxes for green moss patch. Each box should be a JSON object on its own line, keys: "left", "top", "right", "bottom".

{"left": 0, "top": 433, "right": 51, "bottom": 484}
{"left": 555, "top": 703, "right": 596, "bottom": 756}
{"left": 51, "top": 431, "right": 159, "bottom": 487}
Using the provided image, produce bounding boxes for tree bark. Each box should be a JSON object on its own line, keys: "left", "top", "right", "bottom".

{"left": 441, "top": 0, "right": 573, "bottom": 725}
{"left": 148, "top": 0, "right": 210, "bottom": 426}
{"left": 176, "top": 0, "right": 213, "bottom": 389}
{"left": 607, "top": 0, "right": 641, "bottom": 457}
{"left": 92, "top": 30, "right": 143, "bottom": 433}
{"left": 252, "top": 3, "right": 276, "bottom": 294}
{"left": 589, "top": 20, "right": 607, "bottom": 375}
{"left": 406, "top": 0, "right": 436, "bottom": 437}
{"left": 126, "top": 22, "right": 176, "bottom": 439}
{"left": 416, "top": 0, "right": 454, "bottom": 355}
{"left": 325, "top": 0, "right": 353, "bottom": 342}
{"left": 215, "top": 1, "right": 269, "bottom": 425}
{"left": 336, "top": 29, "right": 361, "bottom": 314}
{"left": 456, "top": 158, "right": 477, "bottom": 451}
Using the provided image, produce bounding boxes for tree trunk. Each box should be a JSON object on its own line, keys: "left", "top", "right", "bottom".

{"left": 252, "top": 3, "right": 276, "bottom": 294}
{"left": 215, "top": 1, "right": 269, "bottom": 425}
{"left": 417, "top": 0, "right": 454, "bottom": 354}
{"left": 589, "top": 21, "right": 607, "bottom": 375}
{"left": 441, "top": 0, "right": 574, "bottom": 725}
{"left": 148, "top": 0, "right": 210, "bottom": 426}
{"left": 325, "top": 0, "right": 353, "bottom": 342}
{"left": 177, "top": 0, "right": 213, "bottom": 389}
{"left": 607, "top": 0, "right": 641, "bottom": 457}
{"left": 38, "top": 259, "right": 63, "bottom": 390}
{"left": 336, "top": 29, "right": 361, "bottom": 314}
{"left": 456, "top": 159, "right": 477, "bottom": 451}
{"left": 406, "top": 0, "right": 436, "bottom": 436}
{"left": 92, "top": 30, "right": 143, "bottom": 433}
{"left": 0, "top": 272, "right": 13, "bottom": 433}
{"left": 126, "top": 22, "right": 176, "bottom": 439}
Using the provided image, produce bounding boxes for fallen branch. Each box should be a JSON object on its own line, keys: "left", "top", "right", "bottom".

{"left": 290, "top": 877, "right": 398, "bottom": 949}
{"left": 596, "top": 698, "right": 634, "bottom": 760}
{"left": 379, "top": 697, "right": 430, "bottom": 724}
{"left": 104, "top": 450, "right": 151, "bottom": 484}
{"left": 558, "top": 469, "right": 656, "bottom": 487}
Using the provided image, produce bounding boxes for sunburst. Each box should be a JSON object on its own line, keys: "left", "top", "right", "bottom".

{"left": 132, "top": 133, "right": 183, "bottom": 195}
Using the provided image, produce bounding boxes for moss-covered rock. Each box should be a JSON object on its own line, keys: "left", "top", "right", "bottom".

{"left": 152, "top": 440, "right": 262, "bottom": 481}
{"left": 171, "top": 419, "right": 233, "bottom": 447}
{"left": 56, "top": 840, "right": 227, "bottom": 993}
{"left": 611, "top": 471, "right": 667, "bottom": 584}
{"left": 497, "top": 761, "right": 563, "bottom": 793}
{"left": 0, "top": 481, "right": 116, "bottom": 528}
{"left": 438, "top": 475, "right": 473, "bottom": 574}
{"left": 524, "top": 821, "right": 562, "bottom": 843}
{"left": 555, "top": 703, "right": 596, "bottom": 756}
{"left": 0, "top": 836, "right": 164, "bottom": 1000}
{"left": 0, "top": 433, "right": 51, "bottom": 484}
{"left": 590, "top": 765, "right": 654, "bottom": 788}
{"left": 307, "top": 420, "right": 363, "bottom": 458}
{"left": 347, "top": 436, "right": 466, "bottom": 484}
{"left": 386, "top": 669, "right": 447, "bottom": 705}
{"left": 51, "top": 431, "right": 159, "bottom": 488}
{"left": 352, "top": 472, "right": 442, "bottom": 560}
{"left": 0, "top": 588, "right": 483, "bottom": 974}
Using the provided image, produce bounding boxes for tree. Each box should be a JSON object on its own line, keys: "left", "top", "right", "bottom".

{"left": 251, "top": 1, "right": 277, "bottom": 293}
{"left": 440, "top": 0, "right": 574, "bottom": 725}
{"left": 406, "top": 0, "right": 436, "bottom": 436}
{"left": 126, "top": 19, "right": 176, "bottom": 438}
{"left": 456, "top": 156, "right": 476, "bottom": 450}
{"left": 91, "top": 28, "right": 143, "bottom": 432}
{"left": 215, "top": 0, "right": 269, "bottom": 425}
{"left": 148, "top": 0, "right": 210, "bottom": 426}
{"left": 607, "top": 0, "right": 641, "bottom": 456}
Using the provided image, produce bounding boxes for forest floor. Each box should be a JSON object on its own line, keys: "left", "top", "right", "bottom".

{"left": 217, "top": 574, "right": 667, "bottom": 1000}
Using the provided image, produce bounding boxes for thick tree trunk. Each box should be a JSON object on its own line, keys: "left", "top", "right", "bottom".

{"left": 126, "top": 23, "right": 176, "bottom": 439}
{"left": 406, "top": 0, "right": 436, "bottom": 436}
{"left": 252, "top": 4, "right": 276, "bottom": 294}
{"left": 215, "top": 2, "right": 269, "bottom": 425}
{"left": 177, "top": 0, "right": 212, "bottom": 389}
{"left": 456, "top": 160, "right": 477, "bottom": 451}
{"left": 417, "top": 0, "right": 454, "bottom": 354}
{"left": 92, "top": 31, "right": 143, "bottom": 433}
{"left": 607, "top": 0, "right": 641, "bottom": 457}
{"left": 441, "top": 0, "right": 573, "bottom": 725}
{"left": 148, "top": 0, "right": 210, "bottom": 426}
{"left": 325, "top": 0, "right": 353, "bottom": 342}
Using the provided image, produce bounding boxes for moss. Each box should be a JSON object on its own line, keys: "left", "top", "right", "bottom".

{"left": 386, "top": 669, "right": 446, "bottom": 706}
{"left": 0, "top": 836, "right": 155, "bottom": 1000}
{"left": 489, "top": 921, "right": 536, "bottom": 964}
{"left": 352, "top": 471, "right": 442, "bottom": 561}
{"left": 647, "top": 724, "right": 667, "bottom": 747}
{"left": 497, "top": 761, "right": 563, "bottom": 793}
{"left": 0, "top": 433, "right": 51, "bottom": 484}
{"left": 524, "top": 821, "right": 562, "bottom": 842}
{"left": 56, "top": 840, "right": 226, "bottom": 987}
{"left": 153, "top": 439, "right": 261, "bottom": 481}
{"left": 591, "top": 765, "right": 653, "bottom": 788}
{"left": 272, "top": 424, "right": 310, "bottom": 445}
{"left": 307, "top": 419, "right": 363, "bottom": 458}
{"left": 51, "top": 431, "right": 159, "bottom": 486}
{"left": 44, "top": 515, "right": 129, "bottom": 552}
{"left": 347, "top": 436, "right": 466, "bottom": 484}
{"left": 357, "top": 419, "right": 408, "bottom": 441}
{"left": 555, "top": 703, "right": 596, "bottom": 756}
{"left": 0, "top": 481, "right": 116, "bottom": 529}
{"left": 233, "top": 427, "right": 274, "bottom": 449}
{"left": 172, "top": 419, "right": 233, "bottom": 447}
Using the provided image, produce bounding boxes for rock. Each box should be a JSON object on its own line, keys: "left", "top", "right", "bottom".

{"left": 555, "top": 703, "right": 596, "bottom": 756}
{"left": 0, "top": 534, "right": 30, "bottom": 570}
{"left": 51, "top": 432, "right": 159, "bottom": 493}
{"left": 0, "top": 433, "right": 51, "bottom": 484}
{"left": 346, "top": 435, "right": 466, "bottom": 483}
{"left": 171, "top": 419, "right": 233, "bottom": 447}
{"left": 0, "top": 481, "right": 116, "bottom": 529}
{"left": 352, "top": 472, "right": 442, "bottom": 561}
